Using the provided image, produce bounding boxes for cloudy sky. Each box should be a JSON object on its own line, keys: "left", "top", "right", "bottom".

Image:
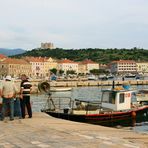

{"left": 0, "top": 0, "right": 148, "bottom": 50}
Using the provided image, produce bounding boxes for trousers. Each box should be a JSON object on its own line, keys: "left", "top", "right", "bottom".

{"left": 20, "top": 96, "right": 32, "bottom": 118}
{"left": 1, "top": 98, "right": 14, "bottom": 120}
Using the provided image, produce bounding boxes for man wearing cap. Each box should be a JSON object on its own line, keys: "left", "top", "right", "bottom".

{"left": 0, "top": 75, "right": 18, "bottom": 121}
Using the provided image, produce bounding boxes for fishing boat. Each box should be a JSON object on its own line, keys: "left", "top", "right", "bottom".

{"left": 40, "top": 82, "right": 148, "bottom": 127}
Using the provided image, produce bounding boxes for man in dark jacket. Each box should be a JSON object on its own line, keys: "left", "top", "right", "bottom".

{"left": 20, "top": 74, "right": 32, "bottom": 118}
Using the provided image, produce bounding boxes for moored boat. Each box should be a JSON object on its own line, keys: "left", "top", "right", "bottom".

{"left": 136, "top": 89, "right": 148, "bottom": 105}
{"left": 50, "top": 87, "right": 72, "bottom": 92}
{"left": 38, "top": 81, "right": 72, "bottom": 93}
{"left": 40, "top": 82, "right": 148, "bottom": 127}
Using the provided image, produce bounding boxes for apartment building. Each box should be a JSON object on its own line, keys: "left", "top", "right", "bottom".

{"left": 79, "top": 59, "right": 99, "bottom": 74}
{"left": 136, "top": 62, "right": 148, "bottom": 74}
{"left": 110, "top": 60, "right": 137, "bottom": 74}
{"left": 44, "top": 57, "right": 58, "bottom": 77}
{"left": 0, "top": 58, "right": 31, "bottom": 78}
{"left": 24, "top": 57, "right": 45, "bottom": 78}
{"left": 58, "top": 59, "right": 78, "bottom": 74}
{"left": 0, "top": 54, "right": 7, "bottom": 61}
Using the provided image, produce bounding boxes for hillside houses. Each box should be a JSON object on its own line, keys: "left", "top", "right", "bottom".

{"left": 0, "top": 54, "right": 148, "bottom": 79}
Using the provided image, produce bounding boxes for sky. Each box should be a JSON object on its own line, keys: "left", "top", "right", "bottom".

{"left": 0, "top": 0, "right": 148, "bottom": 50}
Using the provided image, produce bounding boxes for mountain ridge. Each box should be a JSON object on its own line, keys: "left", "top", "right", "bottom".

{"left": 0, "top": 48, "right": 26, "bottom": 56}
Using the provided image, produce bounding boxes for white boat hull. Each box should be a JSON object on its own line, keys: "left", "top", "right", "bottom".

{"left": 50, "top": 87, "right": 72, "bottom": 92}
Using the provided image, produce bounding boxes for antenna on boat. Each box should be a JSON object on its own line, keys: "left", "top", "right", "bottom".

{"left": 112, "top": 80, "right": 115, "bottom": 90}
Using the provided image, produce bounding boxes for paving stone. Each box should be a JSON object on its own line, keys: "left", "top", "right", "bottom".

{"left": 0, "top": 112, "right": 147, "bottom": 148}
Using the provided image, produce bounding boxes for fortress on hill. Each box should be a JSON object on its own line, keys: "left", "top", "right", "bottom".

{"left": 41, "top": 42, "right": 55, "bottom": 49}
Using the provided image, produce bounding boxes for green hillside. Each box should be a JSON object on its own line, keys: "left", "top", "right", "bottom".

{"left": 13, "top": 47, "right": 148, "bottom": 64}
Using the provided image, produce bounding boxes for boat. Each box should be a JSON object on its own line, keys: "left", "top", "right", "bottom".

{"left": 87, "top": 75, "right": 97, "bottom": 80}
{"left": 38, "top": 81, "right": 72, "bottom": 93}
{"left": 136, "top": 89, "right": 148, "bottom": 105}
{"left": 40, "top": 82, "right": 148, "bottom": 127}
{"left": 98, "top": 74, "right": 108, "bottom": 81}
{"left": 124, "top": 74, "right": 136, "bottom": 78}
{"left": 50, "top": 87, "right": 72, "bottom": 92}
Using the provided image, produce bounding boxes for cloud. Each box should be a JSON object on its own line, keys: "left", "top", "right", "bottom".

{"left": 0, "top": 0, "right": 148, "bottom": 49}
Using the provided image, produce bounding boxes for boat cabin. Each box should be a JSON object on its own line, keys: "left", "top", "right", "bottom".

{"left": 101, "top": 89, "right": 134, "bottom": 111}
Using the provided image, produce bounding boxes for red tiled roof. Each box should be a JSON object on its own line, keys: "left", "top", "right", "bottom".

{"left": 59, "top": 59, "right": 77, "bottom": 64}
{"left": 111, "top": 60, "right": 136, "bottom": 64}
{"left": 23, "top": 56, "right": 45, "bottom": 62}
{"left": 0, "top": 58, "right": 30, "bottom": 64}
{"left": 0, "top": 54, "right": 7, "bottom": 59}
{"left": 81, "top": 59, "right": 96, "bottom": 64}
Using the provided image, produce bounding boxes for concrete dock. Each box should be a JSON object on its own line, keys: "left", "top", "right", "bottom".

{"left": 0, "top": 112, "right": 148, "bottom": 148}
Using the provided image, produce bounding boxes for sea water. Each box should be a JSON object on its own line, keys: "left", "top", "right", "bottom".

{"left": 31, "top": 85, "right": 148, "bottom": 134}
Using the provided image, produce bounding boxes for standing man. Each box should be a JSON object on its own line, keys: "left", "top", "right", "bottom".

{"left": 20, "top": 74, "right": 32, "bottom": 118}
{"left": 1, "top": 75, "right": 18, "bottom": 121}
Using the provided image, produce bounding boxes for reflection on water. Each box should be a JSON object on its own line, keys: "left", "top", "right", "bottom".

{"left": 31, "top": 85, "right": 148, "bottom": 133}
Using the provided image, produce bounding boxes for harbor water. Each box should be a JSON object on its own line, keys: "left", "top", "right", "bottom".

{"left": 31, "top": 85, "right": 148, "bottom": 134}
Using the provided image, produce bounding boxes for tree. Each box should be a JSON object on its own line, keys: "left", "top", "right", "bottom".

{"left": 50, "top": 68, "right": 57, "bottom": 75}
{"left": 58, "top": 69, "right": 64, "bottom": 76}
{"left": 66, "top": 70, "right": 76, "bottom": 75}
{"left": 89, "top": 69, "right": 100, "bottom": 75}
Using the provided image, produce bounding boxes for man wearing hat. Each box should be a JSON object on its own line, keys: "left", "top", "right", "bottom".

{"left": 0, "top": 75, "right": 18, "bottom": 121}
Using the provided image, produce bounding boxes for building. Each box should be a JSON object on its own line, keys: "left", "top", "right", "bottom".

{"left": 0, "top": 54, "right": 7, "bottom": 61}
{"left": 79, "top": 59, "right": 99, "bottom": 74}
{"left": 136, "top": 62, "right": 148, "bottom": 74}
{"left": 58, "top": 59, "right": 78, "bottom": 74}
{"left": 24, "top": 57, "right": 45, "bottom": 78}
{"left": 110, "top": 60, "right": 137, "bottom": 74}
{"left": 44, "top": 57, "right": 58, "bottom": 77}
{"left": 41, "top": 42, "right": 54, "bottom": 49}
{"left": 23, "top": 57, "right": 58, "bottom": 78}
{"left": 0, "top": 58, "right": 31, "bottom": 78}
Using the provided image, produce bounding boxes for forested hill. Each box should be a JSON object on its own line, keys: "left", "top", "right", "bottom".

{"left": 13, "top": 48, "right": 148, "bottom": 64}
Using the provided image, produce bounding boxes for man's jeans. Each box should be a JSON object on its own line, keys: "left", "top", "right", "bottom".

{"left": 1, "top": 98, "right": 14, "bottom": 120}
{"left": 14, "top": 98, "right": 22, "bottom": 118}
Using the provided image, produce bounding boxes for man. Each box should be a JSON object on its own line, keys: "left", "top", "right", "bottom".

{"left": 1, "top": 75, "right": 18, "bottom": 121}
{"left": 20, "top": 74, "right": 32, "bottom": 118}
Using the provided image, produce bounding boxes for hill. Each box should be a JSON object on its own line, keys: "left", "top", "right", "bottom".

{"left": 12, "top": 47, "right": 148, "bottom": 64}
{"left": 0, "top": 48, "right": 26, "bottom": 56}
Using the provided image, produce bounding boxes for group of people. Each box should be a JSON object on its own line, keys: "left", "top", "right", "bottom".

{"left": 0, "top": 74, "right": 32, "bottom": 121}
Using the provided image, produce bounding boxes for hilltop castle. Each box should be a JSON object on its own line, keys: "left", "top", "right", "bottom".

{"left": 41, "top": 42, "right": 55, "bottom": 49}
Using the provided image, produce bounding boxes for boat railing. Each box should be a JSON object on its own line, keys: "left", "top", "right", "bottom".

{"left": 42, "top": 95, "right": 102, "bottom": 114}
{"left": 42, "top": 95, "right": 73, "bottom": 112}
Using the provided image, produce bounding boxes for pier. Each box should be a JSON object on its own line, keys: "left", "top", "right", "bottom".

{"left": 12, "top": 79, "right": 148, "bottom": 93}
{"left": 0, "top": 112, "right": 148, "bottom": 148}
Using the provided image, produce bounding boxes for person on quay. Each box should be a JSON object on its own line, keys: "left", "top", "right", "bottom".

{"left": 20, "top": 74, "right": 32, "bottom": 118}
{"left": 0, "top": 75, "right": 18, "bottom": 121}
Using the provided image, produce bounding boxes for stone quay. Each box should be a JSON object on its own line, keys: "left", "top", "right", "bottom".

{"left": 0, "top": 112, "right": 148, "bottom": 148}
{"left": 12, "top": 79, "right": 148, "bottom": 94}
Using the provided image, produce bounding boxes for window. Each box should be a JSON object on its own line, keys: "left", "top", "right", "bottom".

{"left": 119, "top": 93, "right": 124, "bottom": 103}
{"left": 102, "top": 92, "right": 115, "bottom": 104}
